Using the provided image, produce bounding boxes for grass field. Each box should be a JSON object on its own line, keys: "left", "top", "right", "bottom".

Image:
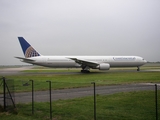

{"left": 3, "top": 70, "right": 160, "bottom": 92}
{"left": 0, "top": 91, "right": 160, "bottom": 120}
{"left": 0, "top": 63, "right": 160, "bottom": 119}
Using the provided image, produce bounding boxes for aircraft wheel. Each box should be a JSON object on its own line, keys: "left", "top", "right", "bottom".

{"left": 81, "top": 70, "right": 90, "bottom": 73}
{"left": 81, "top": 70, "right": 84, "bottom": 73}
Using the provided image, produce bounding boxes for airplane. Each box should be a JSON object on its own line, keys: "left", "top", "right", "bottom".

{"left": 15, "top": 37, "right": 147, "bottom": 73}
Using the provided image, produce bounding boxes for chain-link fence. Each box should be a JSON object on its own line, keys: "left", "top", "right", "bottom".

{"left": 0, "top": 77, "right": 160, "bottom": 120}
{"left": 0, "top": 77, "right": 15, "bottom": 111}
{"left": 96, "top": 84, "right": 160, "bottom": 120}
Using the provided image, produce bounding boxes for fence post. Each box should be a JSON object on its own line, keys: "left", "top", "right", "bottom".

{"left": 91, "top": 82, "right": 96, "bottom": 120}
{"left": 30, "top": 80, "right": 34, "bottom": 115}
{"left": 2, "top": 77, "right": 6, "bottom": 111}
{"left": 155, "top": 84, "right": 158, "bottom": 120}
{"left": 46, "top": 81, "right": 52, "bottom": 120}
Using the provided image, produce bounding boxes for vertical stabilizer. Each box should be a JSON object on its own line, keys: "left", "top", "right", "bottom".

{"left": 18, "top": 37, "right": 40, "bottom": 58}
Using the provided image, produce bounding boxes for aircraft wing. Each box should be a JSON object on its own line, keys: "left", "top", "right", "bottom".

{"left": 68, "top": 57, "right": 99, "bottom": 68}
{"left": 15, "top": 57, "right": 35, "bottom": 62}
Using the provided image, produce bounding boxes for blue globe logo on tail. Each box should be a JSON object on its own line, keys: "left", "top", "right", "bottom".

{"left": 18, "top": 37, "right": 40, "bottom": 58}
{"left": 25, "top": 46, "right": 40, "bottom": 58}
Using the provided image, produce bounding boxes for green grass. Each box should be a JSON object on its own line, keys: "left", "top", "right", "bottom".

{"left": 1, "top": 70, "right": 160, "bottom": 93}
{"left": 0, "top": 91, "right": 160, "bottom": 120}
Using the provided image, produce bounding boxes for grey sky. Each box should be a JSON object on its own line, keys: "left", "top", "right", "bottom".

{"left": 0, "top": 0, "right": 160, "bottom": 65}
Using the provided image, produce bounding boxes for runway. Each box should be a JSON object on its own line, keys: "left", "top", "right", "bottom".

{"left": 0, "top": 66, "right": 34, "bottom": 76}
{"left": 0, "top": 66, "right": 82, "bottom": 75}
{"left": 1, "top": 65, "right": 160, "bottom": 76}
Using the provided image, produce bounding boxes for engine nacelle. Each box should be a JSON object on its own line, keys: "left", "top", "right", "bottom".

{"left": 98, "top": 63, "right": 110, "bottom": 70}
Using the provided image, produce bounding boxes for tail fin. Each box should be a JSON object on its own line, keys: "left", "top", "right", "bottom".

{"left": 18, "top": 37, "right": 40, "bottom": 58}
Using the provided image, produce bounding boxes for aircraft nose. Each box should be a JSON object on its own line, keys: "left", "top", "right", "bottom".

{"left": 144, "top": 60, "right": 147, "bottom": 63}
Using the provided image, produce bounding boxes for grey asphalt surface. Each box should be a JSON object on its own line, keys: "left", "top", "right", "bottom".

{"left": 0, "top": 66, "right": 34, "bottom": 76}
{"left": 1, "top": 65, "right": 160, "bottom": 76}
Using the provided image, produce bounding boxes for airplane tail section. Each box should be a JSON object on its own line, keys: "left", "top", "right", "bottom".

{"left": 18, "top": 37, "right": 41, "bottom": 58}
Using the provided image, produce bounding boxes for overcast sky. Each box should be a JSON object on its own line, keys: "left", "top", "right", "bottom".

{"left": 0, "top": 0, "right": 160, "bottom": 65}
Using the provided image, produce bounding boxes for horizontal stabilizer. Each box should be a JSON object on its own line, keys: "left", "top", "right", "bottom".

{"left": 15, "top": 56, "right": 35, "bottom": 62}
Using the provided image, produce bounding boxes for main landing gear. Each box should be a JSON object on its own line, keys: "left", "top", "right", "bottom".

{"left": 81, "top": 70, "right": 90, "bottom": 73}
{"left": 81, "top": 66, "right": 90, "bottom": 73}
{"left": 137, "top": 66, "right": 140, "bottom": 71}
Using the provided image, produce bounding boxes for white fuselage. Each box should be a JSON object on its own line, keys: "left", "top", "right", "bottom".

{"left": 17, "top": 37, "right": 147, "bottom": 72}
{"left": 21, "top": 55, "right": 147, "bottom": 69}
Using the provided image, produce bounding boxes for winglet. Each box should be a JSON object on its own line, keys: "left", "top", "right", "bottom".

{"left": 18, "top": 37, "right": 41, "bottom": 58}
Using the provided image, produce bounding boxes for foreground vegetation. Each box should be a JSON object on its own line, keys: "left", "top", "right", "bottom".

{"left": 0, "top": 91, "right": 160, "bottom": 120}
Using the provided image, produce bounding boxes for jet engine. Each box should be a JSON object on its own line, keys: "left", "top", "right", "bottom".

{"left": 98, "top": 63, "right": 110, "bottom": 70}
